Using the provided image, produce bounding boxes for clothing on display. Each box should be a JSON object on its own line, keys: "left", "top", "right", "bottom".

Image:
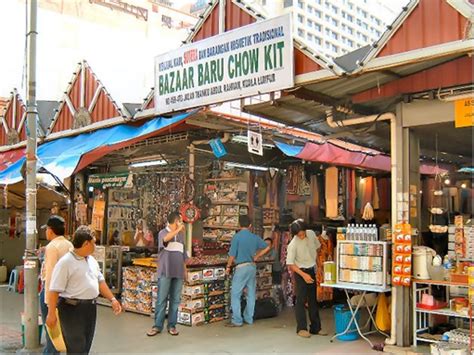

{"left": 325, "top": 167, "right": 338, "bottom": 218}
{"left": 316, "top": 232, "right": 334, "bottom": 302}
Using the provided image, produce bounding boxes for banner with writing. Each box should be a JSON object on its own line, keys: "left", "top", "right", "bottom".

{"left": 155, "top": 14, "right": 293, "bottom": 114}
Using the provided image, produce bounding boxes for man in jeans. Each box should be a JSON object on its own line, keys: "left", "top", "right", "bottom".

{"left": 147, "top": 212, "right": 187, "bottom": 337}
{"left": 225, "top": 215, "right": 270, "bottom": 327}
{"left": 286, "top": 219, "right": 327, "bottom": 338}
{"left": 40, "top": 215, "right": 72, "bottom": 354}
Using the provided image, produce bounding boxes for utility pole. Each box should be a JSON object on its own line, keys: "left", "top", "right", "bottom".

{"left": 23, "top": 0, "right": 39, "bottom": 350}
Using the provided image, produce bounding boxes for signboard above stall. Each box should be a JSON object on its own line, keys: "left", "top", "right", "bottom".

{"left": 87, "top": 173, "right": 133, "bottom": 189}
{"left": 154, "top": 14, "right": 294, "bottom": 114}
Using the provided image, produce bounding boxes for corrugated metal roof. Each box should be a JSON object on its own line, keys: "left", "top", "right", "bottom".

{"left": 356, "top": 0, "right": 470, "bottom": 69}
{"left": 353, "top": 56, "right": 474, "bottom": 103}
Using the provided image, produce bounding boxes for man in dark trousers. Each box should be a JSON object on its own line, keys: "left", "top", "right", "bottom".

{"left": 286, "top": 219, "right": 327, "bottom": 338}
{"left": 225, "top": 215, "right": 270, "bottom": 327}
{"left": 46, "top": 226, "right": 122, "bottom": 354}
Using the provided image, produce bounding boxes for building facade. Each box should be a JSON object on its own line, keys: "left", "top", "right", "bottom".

{"left": 253, "top": 0, "right": 398, "bottom": 57}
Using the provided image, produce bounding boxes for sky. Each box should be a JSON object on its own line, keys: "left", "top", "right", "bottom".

{"left": 0, "top": 0, "right": 411, "bottom": 107}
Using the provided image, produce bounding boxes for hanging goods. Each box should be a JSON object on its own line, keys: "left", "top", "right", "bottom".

{"left": 180, "top": 203, "right": 201, "bottom": 224}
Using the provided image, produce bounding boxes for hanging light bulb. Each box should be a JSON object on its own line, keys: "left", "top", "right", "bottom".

{"left": 461, "top": 183, "right": 467, "bottom": 189}
{"left": 444, "top": 178, "right": 450, "bottom": 185}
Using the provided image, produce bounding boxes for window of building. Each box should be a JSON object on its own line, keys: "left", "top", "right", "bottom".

{"left": 325, "top": 1, "right": 330, "bottom": 9}
{"left": 298, "top": 0, "right": 304, "bottom": 9}
{"left": 283, "top": 0, "right": 293, "bottom": 7}
{"left": 298, "top": 14, "right": 304, "bottom": 23}
{"left": 347, "top": 14, "right": 353, "bottom": 22}
{"left": 307, "top": 33, "right": 313, "bottom": 41}
{"left": 315, "top": 23, "right": 322, "bottom": 32}
{"left": 341, "top": 10, "right": 346, "bottom": 18}
{"left": 376, "top": 30, "right": 381, "bottom": 37}
{"left": 325, "top": 15, "right": 330, "bottom": 22}
{"left": 376, "top": 18, "right": 381, "bottom": 26}
{"left": 331, "top": 31, "right": 338, "bottom": 40}
{"left": 308, "top": 5, "right": 313, "bottom": 13}
{"left": 325, "top": 28, "right": 330, "bottom": 36}
{"left": 347, "top": 26, "right": 354, "bottom": 34}
{"left": 362, "top": 34, "right": 368, "bottom": 41}
{"left": 298, "top": 28, "right": 305, "bottom": 37}
{"left": 314, "top": 0, "right": 321, "bottom": 4}
{"left": 356, "top": 19, "right": 362, "bottom": 26}
{"left": 332, "top": 18, "right": 338, "bottom": 26}
{"left": 325, "top": 41, "right": 331, "bottom": 49}
{"left": 362, "top": 10, "right": 367, "bottom": 18}
{"left": 314, "top": 36, "right": 322, "bottom": 45}
{"left": 307, "top": 19, "right": 313, "bottom": 27}
{"left": 348, "top": 2, "right": 353, "bottom": 10}
{"left": 332, "top": 44, "right": 338, "bottom": 53}
{"left": 331, "top": 5, "right": 338, "bottom": 13}
{"left": 347, "top": 39, "right": 354, "bottom": 46}
{"left": 362, "top": 22, "right": 368, "bottom": 30}
{"left": 315, "top": 10, "right": 322, "bottom": 18}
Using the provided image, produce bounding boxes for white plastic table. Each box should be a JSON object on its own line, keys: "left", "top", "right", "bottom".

{"left": 321, "top": 282, "right": 391, "bottom": 348}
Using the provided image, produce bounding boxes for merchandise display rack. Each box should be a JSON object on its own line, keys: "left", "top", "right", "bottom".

{"left": 412, "top": 279, "right": 473, "bottom": 347}
{"left": 336, "top": 240, "right": 391, "bottom": 289}
{"left": 203, "top": 175, "right": 249, "bottom": 244}
{"left": 94, "top": 245, "right": 122, "bottom": 307}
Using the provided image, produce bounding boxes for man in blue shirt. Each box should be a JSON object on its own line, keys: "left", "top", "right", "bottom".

{"left": 225, "top": 215, "right": 270, "bottom": 327}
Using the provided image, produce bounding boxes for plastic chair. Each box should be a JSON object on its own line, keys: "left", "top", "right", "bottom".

{"left": 7, "top": 269, "right": 19, "bottom": 292}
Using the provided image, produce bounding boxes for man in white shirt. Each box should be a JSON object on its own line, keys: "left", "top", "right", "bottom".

{"left": 40, "top": 215, "right": 72, "bottom": 354}
{"left": 286, "top": 219, "right": 326, "bottom": 338}
{"left": 46, "top": 226, "right": 122, "bottom": 354}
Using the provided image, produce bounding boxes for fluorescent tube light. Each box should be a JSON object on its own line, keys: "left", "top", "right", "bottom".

{"left": 129, "top": 160, "right": 168, "bottom": 168}
{"left": 225, "top": 162, "right": 277, "bottom": 172}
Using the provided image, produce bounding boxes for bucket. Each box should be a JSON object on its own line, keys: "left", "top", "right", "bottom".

{"left": 324, "top": 261, "right": 336, "bottom": 284}
{"left": 333, "top": 304, "right": 360, "bottom": 341}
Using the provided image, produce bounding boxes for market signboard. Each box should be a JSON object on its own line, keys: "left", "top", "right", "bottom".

{"left": 154, "top": 14, "right": 294, "bottom": 114}
{"left": 87, "top": 173, "right": 133, "bottom": 189}
{"left": 455, "top": 98, "right": 474, "bottom": 128}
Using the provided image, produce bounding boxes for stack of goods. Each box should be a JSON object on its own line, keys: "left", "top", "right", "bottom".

{"left": 178, "top": 266, "right": 228, "bottom": 326}
{"left": 263, "top": 208, "right": 279, "bottom": 226}
{"left": 121, "top": 266, "right": 156, "bottom": 315}
{"left": 338, "top": 242, "right": 385, "bottom": 286}
{"left": 392, "top": 223, "right": 412, "bottom": 287}
{"left": 454, "top": 216, "right": 465, "bottom": 258}
{"left": 203, "top": 178, "right": 249, "bottom": 244}
{"left": 279, "top": 231, "right": 295, "bottom": 306}
{"left": 256, "top": 263, "right": 273, "bottom": 299}
{"left": 186, "top": 255, "right": 228, "bottom": 267}
{"left": 448, "top": 224, "right": 456, "bottom": 258}
{"left": 464, "top": 224, "right": 473, "bottom": 260}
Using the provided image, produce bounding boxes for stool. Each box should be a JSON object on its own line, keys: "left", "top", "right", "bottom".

{"left": 7, "top": 269, "right": 19, "bottom": 292}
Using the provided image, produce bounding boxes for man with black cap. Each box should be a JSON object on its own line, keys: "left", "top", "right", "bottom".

{"left": 40, "top": 215, "right": 73, "bottom": 354}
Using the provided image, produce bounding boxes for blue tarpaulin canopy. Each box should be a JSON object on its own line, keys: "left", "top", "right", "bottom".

{"left": 0, "top": 112, "right": 192, "bottom": 185}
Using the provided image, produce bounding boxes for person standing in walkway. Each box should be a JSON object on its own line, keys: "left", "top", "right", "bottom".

{"left": 286, "top": 219, "right": 327, "bottom": 338}
{"left": 40, "top": 215, "right": 73, "bottom": 354}
{"left": 225, "top": 215, "right": 270, "bottom": 327}
{"left": 147, "top": 212, "right": 187, "bottom": 337}
{"left": 46, "top": 226, "right": 122, "bottom": 354}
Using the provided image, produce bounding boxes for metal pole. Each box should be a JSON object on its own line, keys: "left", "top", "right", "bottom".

{"left": 24, "top": 0, "right": 39, "bottom": 350}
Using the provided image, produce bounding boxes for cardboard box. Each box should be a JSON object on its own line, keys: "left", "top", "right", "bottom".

{"left": 202, "top": 268, "right": 215, "bottom": 281}
{"left": 179, "top": 298, "right": 205, "bottom": 312}
{"left": 186, "top": 271, "right": 203, "bottom": 284}
{"left": 214, "top": 267, "right": 226, "bottom": 280}
{"left": 182, "top": 284, "right": 204, "bottom": 298}
{"left": 178, "top": 311, "right": 205, "bottom": 326}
